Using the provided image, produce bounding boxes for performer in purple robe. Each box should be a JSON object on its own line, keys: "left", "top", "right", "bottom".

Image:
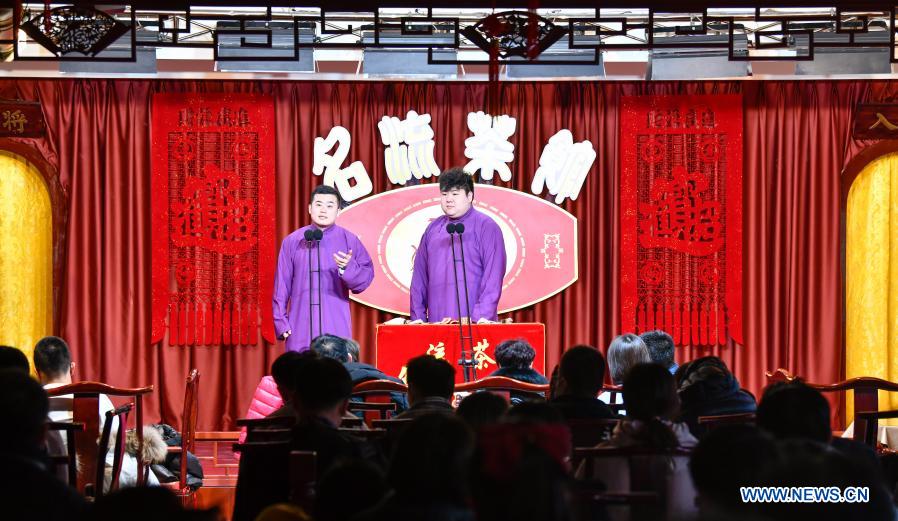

{"left": 410, "top": 168, "right": 507, "bottom": 323}
{"left": 273, "top": 185, "right": 374, "bottom": 352}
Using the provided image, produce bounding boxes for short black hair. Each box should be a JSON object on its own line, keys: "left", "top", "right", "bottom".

{"left": 270, "top": 351, "right": 312, "bottom": 392}
{"left": 406, "top": 355, "right": 455, "bottom": 399}
{"left": 310, "top": 184, "right": 343, "bottom": 206}
{"left": 293, "top": 356, "right": 353, "bottom": 413}
{"left": 0, "top": 346, "right": 29, "bottom": 373}
{"left": 757, "top": 381, "right": 831, "bottom": 443}
{"left": 494, "top": 339, "right": 536, "bottom": 369}
{"left": 439, "top": 167, "right": 474, "bottom": 196}
{"left": 311, "top": 334, "right": 350, "bottom": 362}
{"left": 622, "top": 363, "right": 679, "bottom": 421}
{"left": 456, "top": 391, "right": 508, "bottom": 429}
{"left": 33, "top": 336, "right": 71, "bottom": 379}
{"left": 641, "top": 330, "right": 676, "bottom": 369}
{"left": 559, "top": 345, "right": 606, "bottom": 397}
{"left": 0, "top": 369, "right": 49, "bottom": 450}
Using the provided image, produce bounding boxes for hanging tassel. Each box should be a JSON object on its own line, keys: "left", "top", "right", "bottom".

{"left": 179, "top": 303, "right": 188, "bottom": 347}
{"left": 718, "top": 305, "right": 727, "bottom": 345}
{"left": 245, "top": 305, "right": 257, "bottom": 345}
{"left": 672, "top": 301, "right": 682, "bottom": 345}
{"left": 681, "top": 303, "right": 691, "bottom": 346}
{"left": 222, "top": 301, "right": 231, "bottom": 346}
{"left": 232, "top": 302, "right": 242, "bottom": 347}
{"left": 185, "top": 304, "right": 195, "bottom": 346}
{"left": 637, "top": 301, "right": 647, "bottom": 334}
{"left": 691, "top": 302, "right": 700, "bottom": 348}
{"left": 699, "top": 303, "right": 709, "bottom": 346}
{"left": 169, "top": 303, "right": 180, "bottom": 346}
{"left": 664, "top": 302, "right": 673, "bottom": 338}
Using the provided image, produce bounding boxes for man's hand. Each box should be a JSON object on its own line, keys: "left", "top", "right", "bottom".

{"left": 476, "top": 317, "right": 494, "bottom": 324}
{"left": 333, "top": 249, "right": 353, "bottom": 270}
{"left": 406, "top": 319, "right": 425, "bottom": 325}
{"left": 438, "top": 317, "right": 454, "bottom": 324}
{"left": 280, "top": 330, "right": 292, "bottom": 340}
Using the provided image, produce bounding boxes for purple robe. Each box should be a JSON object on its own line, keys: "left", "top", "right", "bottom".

{"left": 273, "top": 224, "right": 374, "bottom": 352}
{"left": 410, "top": 207, "right": 507, "bottom": 322}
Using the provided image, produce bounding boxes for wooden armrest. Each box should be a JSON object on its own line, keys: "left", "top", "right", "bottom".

{"left": 47, "top": 421, "right": 85, "bottom": 432}
{"left": 857, "top": 410, "right": 898, "bottom": 420}
{"left": 166, "top": 446, "right": 183, "bottom": 453}
{"left": 347, "top": 402, "right": 397, "bottom": 412}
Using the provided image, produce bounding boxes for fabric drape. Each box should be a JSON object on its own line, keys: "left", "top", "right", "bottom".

{"left": 0, "top": 79, "right": 886, "bottom": 430}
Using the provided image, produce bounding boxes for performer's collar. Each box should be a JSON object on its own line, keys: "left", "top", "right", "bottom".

{"left": 447, "top": 206, "right": 476, "bottom": 222}
{"left": 313, "top": 223, "right": 335, "bottom": 234}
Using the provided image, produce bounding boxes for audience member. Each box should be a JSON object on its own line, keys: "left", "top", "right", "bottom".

{"left": 606, "top": 333, "right": 651, "bottom": 385}
{"left": 689, "top": 424, "right": 778, "bottom": 519}
{"left": 0, "top": 345, "right": 29, "bottom": 373}
{"left": 358, "top": 414, "right": 476, "bottom": 521}
{"left": 755, "top": 439, "right": 895, "bottom": 521}
{"left": 641, "top": 330, "right": 678, "bottom": 374}
{"left": 473, "top": 421, "right": 574, "bottom": 521}
{"left": 550, "top": 345, "right": 616, "bottom": 420}
{"left": 316, "top": 459, "right": 387, "bottom": 521}
{"left": 602, "top": 363, "right": 697, "bottom": 450}
{"left": 397, "top": 355, "right": 455, "bottom": 418}
{"left": 756, "top": 381, "right": 881, "bottom": 478}
{"left": 237, "top": 351, "right": 310, "bottom": 450}
{"left": 456, "top": 391, "right": 509, "bottom": 429}
{"left": 506, "top": 401, "right": 567, "bottom": 425}
{"left": 312, "top": 334, "right": 408, "bottom": 411}
{"left": 675, "top": 356, "right": 756, "bottom": 438}
{"left": 290, "top": 356, "right": 383, "bottom": 473}
{"left": 0, "top": 369, "right": 86, "bottom": 521}
{"left": 488, "top": 339, "right": 548, "bottom": 404}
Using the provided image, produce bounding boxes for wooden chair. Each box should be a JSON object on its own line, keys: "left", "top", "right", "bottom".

{"left": 232, "top": 441, "right": 291, "bottom": 521}
{"left": 766, "top": 368, "right": 898, "bottom": 442}
{"left": 600, "top": 384, "right": 624, "bottom": 414}
{"left": 289, "top": 450, "right": 317, "bottom": 513}
{"left": 97, "top": 403, "right": 133, "bottom": 498}
{"left": 455, "top": 375, "right": 550, "bottom": 399}
{"left": 340, "top": 416, "right": 365, "bottom": 429}
{"left": 45, "top": 381, "right": 154, "bottom": 495}
{"left": 46, "top": 420, "right": 83, "bottom": 486}
{"left": 857, "top": 409, "right": 898, "bottom": 448}
{"left": 567, "top": 419, "right": 620, "bottom": 448}
{"left": 574, "top": 446, "right": 696, "bottom": 521}
{"left": 351, "top": 379, "right": 409, "bottom": 424}
{"left": 236, "top": 415, "right": 296, "bottom": 430}
{"left": 697, "top": 412, "right": 756, "bottom": 431}
{"left": 370, "top": 417, "right": 414, "bottom": 434}
{"left": 161, "top": 369, "right": 200, "bottom": 506}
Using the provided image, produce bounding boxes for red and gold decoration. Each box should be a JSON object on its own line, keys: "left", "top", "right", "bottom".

{"left": 375, "top": 323, "right": 546, "bottom": 383}
{"left": 151, "top": 93, "right": 276, "bottom": 346}
{"left": 620, "top": 95, "right": 743, "bottom": 346}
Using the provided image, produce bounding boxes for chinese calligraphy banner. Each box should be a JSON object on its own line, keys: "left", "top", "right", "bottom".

{"left": 151, "top": 93, "right": 276, "bottom": 346}
{"left": 620, "top": 95, "right": 743, "bottom": 347}
{"left": 375, "top": 323, "right": 546, "bottom": 383}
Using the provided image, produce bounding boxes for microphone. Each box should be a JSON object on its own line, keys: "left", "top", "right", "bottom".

{"left": 446, "top": 223, "right": 457, "bottom": 234}
{"left": 305, "top": 228, "right": 324, "bottom": 345}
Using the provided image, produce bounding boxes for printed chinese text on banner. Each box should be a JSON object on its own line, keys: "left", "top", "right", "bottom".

{"left": 151, "top": 93, "right": 276, "bottom": 346}
{"left": 620, "top": 95, "right": 743, "bottom": 346}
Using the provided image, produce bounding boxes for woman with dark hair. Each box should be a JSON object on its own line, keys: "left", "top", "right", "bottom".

{"left": 675, "top": 356, "right": 756, "bottom": 438}
{"left": 488, "top": 339, "right": 548, "bottom": 404}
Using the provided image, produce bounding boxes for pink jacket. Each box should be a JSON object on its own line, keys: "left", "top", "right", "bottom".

{"left": 237, "top": 376, "right": 284, "bottom": 447}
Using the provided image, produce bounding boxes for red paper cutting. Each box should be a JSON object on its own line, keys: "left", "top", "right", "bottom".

{"left": 151, "top": 93, "right": 276, "bottom": 346}
{"left": 620, "top": 95, "right": 743, "bottom": 346}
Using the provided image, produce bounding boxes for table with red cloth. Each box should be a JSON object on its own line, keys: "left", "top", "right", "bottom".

{"left": 374, "top": 323, "right": 546, "bottom": 383}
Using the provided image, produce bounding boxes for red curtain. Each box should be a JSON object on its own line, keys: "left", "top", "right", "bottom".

{"left": 2, "top": 79, "right": 891, "bottom": 430}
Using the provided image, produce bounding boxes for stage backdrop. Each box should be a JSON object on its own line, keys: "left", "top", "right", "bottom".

{"left": 0, "top": 79, "right": 887, "bottom": 430}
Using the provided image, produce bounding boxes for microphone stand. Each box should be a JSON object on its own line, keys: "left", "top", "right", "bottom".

{"left": 455, "top": 223, "right": 477, "bottom": 381}
{"left": 305, "top": 228, "right": 325, "bottom": 346}
{"left": 447, "top": 223, "right": 475, "bottom": 382}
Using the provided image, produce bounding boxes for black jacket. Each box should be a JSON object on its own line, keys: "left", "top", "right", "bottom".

{"left": 345, "top": 362, "right": 409, "bottom": 412}
{"left": 676, "top": 357, "right": 757, "bottom": 438}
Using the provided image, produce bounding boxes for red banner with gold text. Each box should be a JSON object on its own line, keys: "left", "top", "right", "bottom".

{"left": 151, "top": 93, "right": 276, "bottom": 346}
{"left": 620, "top": 95, "right": 742, "bottom": 347}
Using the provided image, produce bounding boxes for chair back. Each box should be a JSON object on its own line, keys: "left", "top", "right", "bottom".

{"left": 177, "top": 369, "right": 200, "bottom": 491}
{"left": 232, "top": 441, "right": 291, "bottom": 521}
{"left": 574, "top": 446, "right": 696, "bottom": 521}
{"left": 97, "top": 403, "right": 133, "bottom": 497}
{"left": 567, "top": 419, "right": 620, "bottom": 448}
{"left": 697, "top": 412, "right": 756, "bottom": 431}
{"left": 289, "top": 451, "right": 317, "bottom": 513}
{"left": 46, "top": 381, "right": 153, "bottom": 495}
{"left": 351, "top": 379, "right": 409, "bottom": 424}
{"left": 766, "top": 368, "right": 898, "bottom": 441}
{"left": 600, "top": 384, "right": 624, "bottom": 414}
{"left": 46, "top": 421, "right": 83, "bottom": 486}
{"left": 455, "top": 375, "right": 550, "bottom": 395}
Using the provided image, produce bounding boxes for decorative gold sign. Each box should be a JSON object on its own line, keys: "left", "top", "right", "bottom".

{"left": 0, "top": 101, "right": 44, "bottom": 137}
{"left": 854, "top": 104, "right": 898, "bottom": 140}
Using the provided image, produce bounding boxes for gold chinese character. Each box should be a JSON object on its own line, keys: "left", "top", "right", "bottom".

{"left": 2, "top": 110, "right": 27, "bottom": 134}
{"left": 426, "top": 342, "right": 446, "bottom": 359}
{"left": 473, "top": 339, "right": 496, "bottom": 370}
{"left": 870, "top": 113, "right": 898, "bottom": 131}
